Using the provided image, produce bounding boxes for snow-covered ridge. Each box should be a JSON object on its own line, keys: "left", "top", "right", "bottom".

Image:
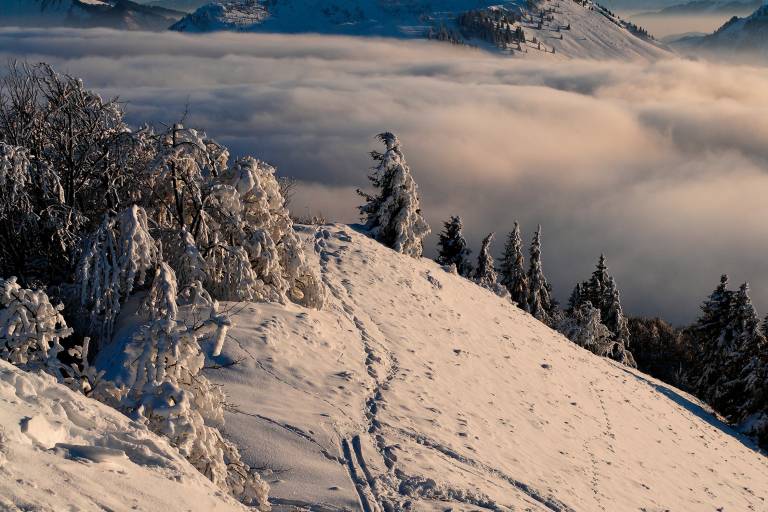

{"left": 0, "top": 360, "right": 246, "bottom": 511}
{"left": 94, "top": 223, "right": 768, "bottom": 511}
{"left": 0, "top": 0, "right": 186, "bottom": 31}
{"left": 171, "top": 0, "right": 672, "bottom": 60}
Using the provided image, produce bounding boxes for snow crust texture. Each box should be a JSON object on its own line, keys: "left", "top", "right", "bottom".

{"left": 193, "top": 224, "right": 768, "bottom": 511}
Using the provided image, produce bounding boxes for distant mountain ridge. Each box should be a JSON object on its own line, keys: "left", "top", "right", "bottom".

{"left": 171, "top": 0, "right": 672, "bottom": 60}
{"left": 0, "top": 0, "right": 185, "bottom": 30}
{"left": 635, "top": 0, "right": 760, "bottom": 17}
{"left": 671, "top": 2, "right": 768, "bottom": 55}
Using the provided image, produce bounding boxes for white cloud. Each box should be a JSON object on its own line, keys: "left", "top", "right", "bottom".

{"left": 2, "top": 27, "right": 768, "bottom": 323}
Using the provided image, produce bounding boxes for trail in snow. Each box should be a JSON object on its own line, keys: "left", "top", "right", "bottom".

{"left": 84, "top": 222, "right": 768, "bottom": 511}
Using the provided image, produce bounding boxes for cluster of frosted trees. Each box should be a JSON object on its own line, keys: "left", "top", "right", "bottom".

{"left": 0, "top": 62, "right": 328, "bottom": 509}
{"left": 356, "top": 131, "right": 635, "bottom": 368}
{"left": 356, "top": 131, "right": 767, "bottom": 446}
{"left": 434, "top": 216, "right": 635, "bottom": 367}
{"left": 686, "top": 276, "right": 768, "bottom": 444}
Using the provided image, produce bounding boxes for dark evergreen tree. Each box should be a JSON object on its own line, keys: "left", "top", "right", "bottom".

{"left": 499, "top": 222, "right": 528, "bottom": 308}
{"left": 526, "top": 225, "right": 554, "bottom": 323}
{"left": 584, "top": 253, "right": 610, "bottom": 311}
{"left": 436, "top": 215, "right": 472, "bottom": 277}
{"left": 567, "top": 282, "right": 584, "bottom": 315}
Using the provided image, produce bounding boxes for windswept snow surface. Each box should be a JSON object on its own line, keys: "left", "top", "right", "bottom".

{"left": 0, "top": 360, "right": 246, "bottom": 512}
{"left": 150, "top": 224, "right": 766, "bottom": 511}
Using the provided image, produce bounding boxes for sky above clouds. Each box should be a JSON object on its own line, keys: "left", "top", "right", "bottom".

{"left": 2, "top": 27, "right": 768, "bottom": 324}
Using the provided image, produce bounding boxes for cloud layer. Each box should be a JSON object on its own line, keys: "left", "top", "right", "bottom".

{"left": 2, "top": 27, "right": 768, "bottom": 323}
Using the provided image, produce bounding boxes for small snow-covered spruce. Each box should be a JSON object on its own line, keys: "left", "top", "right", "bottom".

{"left": 499, "top": 222, "right": 529, "bottom": 308}
{"left": 474, "top": 233, "right": 499, "bottom": 291}
{"left": 77, "top": 205, "right": 160, "bottom": 348}
{"left": 436, "top": 215, "right": 473, "bottom": 277}
{"left": 526, "top": 225, "right": 555, "bottom": 324}
{"left": 357, "top": 132, "right": 430, "bottom": 257}
{"left": 124, "top": 265, "right": 269, "bottom": 509}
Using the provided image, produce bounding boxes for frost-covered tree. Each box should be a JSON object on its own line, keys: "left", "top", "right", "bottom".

{"left": 604, "top": 277, "right": 631, "bottom": 345}
{"left": 0, "top": 276, "right": 73, "bottom": 369}
{"left": 526, "top": 225, "right": 555, "bottom": 323}
{"left": 689, "top": 274, "right": 734, "bottom": 398}
{"left": 474, "top": 233, "right": 500, "bottom": 291}
{"left": 0, "top": 63, "right": 139, "bottom": 282}
{"left": 562, "top": 255, "right": 634, "bottom": 365}
{"left": 0, "top": 277, "right": 117, "bottom": 399}
{"left": 148, "top": 130, "right": 324, "bottom": 309}
{"left": 687, "top": 277, "right": 768, "bottom": 437}
{"left": 499, "top": 222, "right": 528, "bottom": 308}
{"left": 357, "top": 132, "right": 430, "bottom": 257}
{"left": 567, "top": 282, "right": 584, "bottom": 315}
{"left": 123, "top": 265, "right": 269, "bottom": 509}
{"left": 558, "top": 302, "right": 614, "bottom": 357}
{"left": 77, "top": 205, "right": 160, "bottom": 347}
{"left": 436, "top": 215, "right": 472, "bottom": 277}
{"left": 570, "top": 254, "right": 631, "bottom": 341}
{"left": 558, "top": 300, "right": 636, "bottom": 367}
{"left": 584, "top": 254, "right": 610, "bottom": 310}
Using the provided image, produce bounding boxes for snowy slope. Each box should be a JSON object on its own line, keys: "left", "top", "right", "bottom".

{"left": 0, "top": 360, "right": 247, "bottom": 512}
{"left": 171, "top": 0, "right": 672, "bottom": 60}
{"left": 0, "top": 0, "right": 185, "bottom": 30}
{"left": 100, "top": 223, "right": 768, "bottom": 511}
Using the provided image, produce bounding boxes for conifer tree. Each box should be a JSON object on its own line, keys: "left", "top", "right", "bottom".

{"left": 604, "top": 276, "right": 631, "bottom": 344}
{"left": 436, "top": 215, "right": 472, "bottom": 276}
{"left": 526, "top": 225, "right": 554, "bottom": 323}
{"left": 499, "top": 222, "right": 528, "bottom": 308}
{"left": 474, "top": 232, "right": 499, "bottom": 291}
{"left": 584, "top": 253, "right": 610, "bottom": 311}
{"left": 567, "top": 282, "right": 584, "bottom": 315}
{"left": 357, "top": 132, "right": 430, "bottom": 257}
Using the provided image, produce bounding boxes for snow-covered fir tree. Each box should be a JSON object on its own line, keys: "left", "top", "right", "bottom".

{"left": 604, "top": 277, "right": 631, "bottom": 345}
{"left": 499, "top": 222, "right": 528, "bottom": 308}
{"left": 562, "top": 255, "right": 634, "bottom": 365}
{"left": 573, "top": 256, "right": 630, "bottom": 334}
{"left": 688, "top": 277, "right": 768, "bottom": 443}
{"left": 436, "top": 215, "right": 472, "bottom": 277}
{"left": 357, "top": 132, "right": 430, "bottom": 257}
{"left": 526, "top": 225, "right": 555, "bottom": 324}
{"left": 474, "top": 233, "right": 501, "bottom": 292}
{"left": 689, "top": 274, "right": 734, "bottom": 399}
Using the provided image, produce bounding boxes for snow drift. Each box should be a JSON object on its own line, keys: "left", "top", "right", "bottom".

{"left": 0, "top": 359, "right": 247, "bottom": 511}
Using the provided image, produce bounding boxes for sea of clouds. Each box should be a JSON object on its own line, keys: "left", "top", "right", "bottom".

{"left": 2, "top": 27, "right": 767, "bottom": 323}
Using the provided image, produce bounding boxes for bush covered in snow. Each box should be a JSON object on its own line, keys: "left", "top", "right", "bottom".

{"left": 0, "top": 64, "right": 323, "bottom": 350}
{"left": 0, "top": 61, "right": 331, "bottom": 507}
